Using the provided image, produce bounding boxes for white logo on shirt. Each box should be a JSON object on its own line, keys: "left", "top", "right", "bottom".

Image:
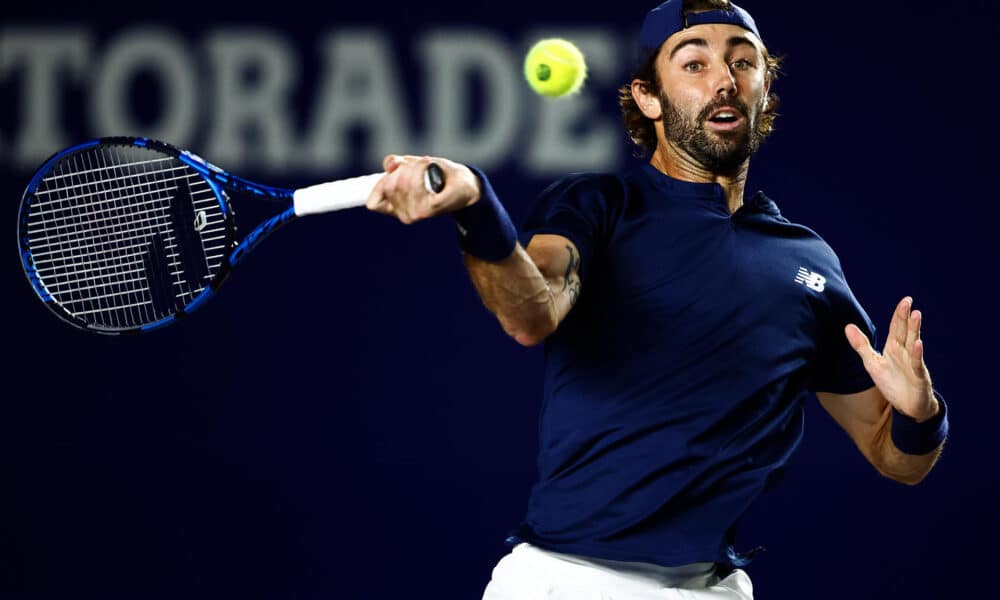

{"left": 795, "top": 267, "right": 826, "bottom": 292}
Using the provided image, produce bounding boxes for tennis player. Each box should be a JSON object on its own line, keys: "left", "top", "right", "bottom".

{"left": 366, "top": 1, "right": 949, "bottom": 597}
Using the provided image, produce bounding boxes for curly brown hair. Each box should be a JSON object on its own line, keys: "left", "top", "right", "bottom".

{"left": 619, "top": 0, "right": 783, "bottom": 156}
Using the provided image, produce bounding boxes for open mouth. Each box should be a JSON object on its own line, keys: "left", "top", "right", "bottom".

{"left": 706, "top": 108, "right": 745, "bottom": 131}
{"left": 709, "top": 111, "right": 740, "bottom": 123}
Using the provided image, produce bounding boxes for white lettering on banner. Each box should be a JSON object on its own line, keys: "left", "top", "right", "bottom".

{"left": 419, "top": 30, "right": 520, "bottom": 166}
{"left": 0, "top": 28, "right": 91, "bottom": 164}
{"left": 0, "top": 26, "right": 625, "bottom": 175}
{"left": 524, "top": 30, "right": 621, "bottom": 174}
{"left": 92, "top": 27, "right": 199, "bottom": 147}
{"left": 306, "top": 30, "right": 412, "bottom": 169}
{"left": 206, "top": 30, "right": 298, "bottom": 169}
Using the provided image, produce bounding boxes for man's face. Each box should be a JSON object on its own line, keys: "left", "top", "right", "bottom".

{"left": 653, "top": 24, "right": 770, "bottom": 172}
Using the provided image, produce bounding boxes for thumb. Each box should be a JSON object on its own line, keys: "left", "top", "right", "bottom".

{"left": 845, "top": 323, "right": 879, "bottom": 367}
{"left": 365, "top": 176, "right": 390, "bottom": 212}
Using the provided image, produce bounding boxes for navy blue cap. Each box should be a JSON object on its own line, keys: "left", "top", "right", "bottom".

{"left": 638, "top": 0, "right": 762, "bottom": 53}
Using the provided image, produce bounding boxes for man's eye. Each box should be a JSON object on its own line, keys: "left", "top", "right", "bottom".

{"left": 732, "top": 59, "right": 753, "bottom": 70}
{"left": 684, "top": 62, "right": 703, "bottom": 73}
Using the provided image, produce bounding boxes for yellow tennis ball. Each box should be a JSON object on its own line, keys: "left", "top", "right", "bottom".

{"left": 524, "top": 38, "right": 587, "bottom": 98}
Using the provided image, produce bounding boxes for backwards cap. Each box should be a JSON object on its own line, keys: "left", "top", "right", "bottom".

{"left": 638, "top": 0, "right": 762, "bottom": 53}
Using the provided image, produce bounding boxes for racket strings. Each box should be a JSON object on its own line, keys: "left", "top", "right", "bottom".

{"left": 25, "top": 145, "right": 228, "bottom": 329}
{"left": 33, "top": 148, "right": 165, "bottom": 328}
{"left": 30, "top": 159, "right": 180, "bottom": 198}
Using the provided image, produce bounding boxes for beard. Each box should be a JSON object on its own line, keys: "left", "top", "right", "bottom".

{"left": 660, "top": 90, "right": 765, "bottom": 173}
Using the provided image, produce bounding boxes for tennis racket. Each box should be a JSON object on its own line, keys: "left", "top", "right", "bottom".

{"left": 17, "top": 136, "right": 445, "bottom": 335}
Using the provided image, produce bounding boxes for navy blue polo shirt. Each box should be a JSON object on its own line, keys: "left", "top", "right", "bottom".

{"left": 508, "top": 163, "right": 876, "bottom": 568}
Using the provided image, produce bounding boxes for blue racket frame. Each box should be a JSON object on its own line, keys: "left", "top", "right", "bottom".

{"left": 18, "top": 136, "right": 302, "bottom": 335}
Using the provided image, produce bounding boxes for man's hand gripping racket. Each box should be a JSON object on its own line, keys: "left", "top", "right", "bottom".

{"left": 16, "top": 137, "right": 474, "bottom": 335}
{"left": 366, "top": 154, "right": 481, "bottom": 225}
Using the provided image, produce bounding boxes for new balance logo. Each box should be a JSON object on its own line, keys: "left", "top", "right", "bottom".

{"left": 795, "top": 267, "right": 826, "bottom": 292}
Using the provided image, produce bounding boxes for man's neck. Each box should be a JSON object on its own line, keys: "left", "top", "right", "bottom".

{"left": 649, "top": 143, "right": 749, "bottom": 215}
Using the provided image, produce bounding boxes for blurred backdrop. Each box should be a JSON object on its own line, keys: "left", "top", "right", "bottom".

{"left": 1, "top": 1, "right": 995, "bottom": 598}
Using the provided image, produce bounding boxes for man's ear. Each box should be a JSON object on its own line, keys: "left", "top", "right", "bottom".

{"left": 631, "top": 79, "right": 662, "bottom": 120}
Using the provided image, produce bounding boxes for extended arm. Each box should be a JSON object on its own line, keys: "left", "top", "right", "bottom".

{"left": 817, "top": 386, "right": 942, "bottom": 485}
{"left": 366, "top": 154, "right": 580, "bottom": 346}
{"left": 464, "top": 236, "right": 580, "bottom": 347}
{"left": 818, "top": 297, "right": 947, "bottom": 485}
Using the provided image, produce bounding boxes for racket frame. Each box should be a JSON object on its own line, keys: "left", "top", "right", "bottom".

{"left": 17, "top": 136, "right": 298, "bottom": 335}
{"left": 19, "top": 137, "right": 441, "bottom": 335}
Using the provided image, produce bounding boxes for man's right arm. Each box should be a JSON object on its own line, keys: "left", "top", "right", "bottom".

{"left": 365, "top": 155, "right": 581, "bottom": 347}
{"left": 464, "top": 235, "right": 581, "bottom": 347}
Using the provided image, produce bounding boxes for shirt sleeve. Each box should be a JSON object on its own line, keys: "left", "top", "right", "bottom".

{"left": 810, "top": 256, "right": 877, "bottom": 395}
{"left": 518, "top": 173, "right": 619, "bottom": 282}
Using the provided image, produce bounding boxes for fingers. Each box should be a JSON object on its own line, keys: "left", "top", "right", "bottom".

{"left": 367, "top": 154, "right": 410, "bottom": 213}
{"left": 382, "top": 154, "right": 404, "bottom": 173}
{"left": 365, "top": 177, "right": 393, "bottom": 214}
{"left": 891, "top": 296, "right": 922, "bottom": 357}
{"left": 367, "top": 155, "right": 437, "bottom": 224}
{"left": 905, "top": 307, "right": 921, "bottom": 349}
{"left": 883, "top": 296, "right": 929, "bottom": 381}
{"left": 911, "top": 338, "right": 925, "bottom": 377}
{"left": 888, "top": 296, "right": 912, "bottom": 348}
{"left": 367, "top": 155, "right": 480, "bottom": 225}
{"left": 365, "top": 163, "right": 396, "bottom": 214}
{"left": 907, "top": 309, "right": 929, "bottom": 379}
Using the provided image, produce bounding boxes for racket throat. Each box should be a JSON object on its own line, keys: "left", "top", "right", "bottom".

{"left": 228, "top": 207, "right": 298, "bottom": 268}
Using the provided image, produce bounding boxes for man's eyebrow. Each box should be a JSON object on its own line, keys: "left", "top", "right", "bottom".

{"left": 727, "top": 36, "right": 758, "bottom": 52}
{"left": 669, "top": 36, "right": 759, "bottom": 60}
{"left": 669, "top": 38, "right": 707, "bottom": 60}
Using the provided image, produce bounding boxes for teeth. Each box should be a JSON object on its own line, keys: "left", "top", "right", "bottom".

{"left": 716, "top": 111, "right": 736, "bottom": 118}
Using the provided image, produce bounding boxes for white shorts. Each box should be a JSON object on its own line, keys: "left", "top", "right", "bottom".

{"left": 481, "top": 543, "right": 753, "bottom": 600}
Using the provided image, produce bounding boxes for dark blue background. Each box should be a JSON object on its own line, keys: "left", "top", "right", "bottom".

{"left": 1, "top": 1, "right": 994, "bottom": 598}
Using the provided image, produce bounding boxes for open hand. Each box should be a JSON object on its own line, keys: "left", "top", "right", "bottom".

{"left": 845, "top": 297, "right": 939, "bottom": 422}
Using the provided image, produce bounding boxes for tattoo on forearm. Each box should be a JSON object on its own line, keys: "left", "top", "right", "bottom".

{"left": 562, "top": 246, "right": 580, "bottom": 291}
{"left": 563, "top": 245, "right": 582, "bottom": 306}
{"left": 568, "top": 277, "right": 581, "bottom": 307}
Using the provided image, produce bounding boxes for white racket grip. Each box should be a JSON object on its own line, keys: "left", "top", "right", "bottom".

{"left": 293, "top": 172, "right": 384, "bottom": 216}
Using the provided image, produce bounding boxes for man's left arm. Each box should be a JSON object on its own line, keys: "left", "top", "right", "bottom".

{"left": 816, "top": 296, "right": 948, "bottom": 485}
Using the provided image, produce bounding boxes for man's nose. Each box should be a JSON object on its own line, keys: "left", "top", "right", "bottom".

{"left": 712, "top": 64, "right": 738, "bottom": 97}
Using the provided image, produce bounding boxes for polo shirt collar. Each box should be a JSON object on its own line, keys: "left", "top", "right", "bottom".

{"left": 639, "top": 163, "right": 781, "bottom": 217}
